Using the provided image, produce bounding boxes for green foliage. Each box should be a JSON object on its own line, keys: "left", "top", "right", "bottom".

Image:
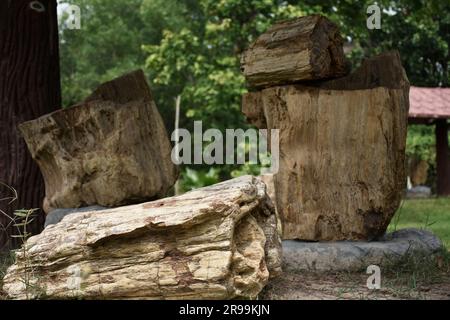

{"left": 141, "top": 0, "right": 306, "bottom": 180}
{"left": 406, "top": 125, "right": 436, "bottom": 163}
{"left": 178, "top": 167, "right": 220, "bottom": 192}
{"left": 59, "top": 0, "right": 450, "bottom": 189}
{"left": 142, "top": 0, "right": 305, "bottom": 131}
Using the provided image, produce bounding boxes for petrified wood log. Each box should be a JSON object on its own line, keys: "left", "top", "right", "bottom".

{"left": 2, "top": 176, "right": 281, "bottom": 300}
{"left": 19, "top": 70, "right": 178, "bottom": 213}
{"left": 242, "top": 51, "right": 409, "bottom": 241}
{"left": 240, "top": 15, "right": 348, "bottom": 89}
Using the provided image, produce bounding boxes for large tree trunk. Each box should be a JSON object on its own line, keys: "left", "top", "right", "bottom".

{"left": 243, "top": 51, "right": 410, "bottom": 241}
{"left": 0, "top": 0, "right": 61, "bottom": 250}
{"left": 2, "top": 176, "right": 281, "bottom": 300}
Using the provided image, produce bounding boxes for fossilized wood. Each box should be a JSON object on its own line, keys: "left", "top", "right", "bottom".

{"left": 240, "top": 15, "right": 348, "bottom": 89}
{"left": 242, "top": 51, "right": 409, "bottom": 241}
{"left": 259, "top": 174, "right": 282, "bottom": 237}
{"left": 19, "top": 70, "right": 179, "bottom": 213}
{"left": 2, "top": 176, "right": 281, "bottom": 300}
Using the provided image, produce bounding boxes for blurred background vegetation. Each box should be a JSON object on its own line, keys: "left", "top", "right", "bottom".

{"left": 58, "top": 0, "right": 450, "bottom": 192}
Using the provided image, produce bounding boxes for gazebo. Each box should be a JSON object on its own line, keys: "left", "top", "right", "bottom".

{"left": 409, "top": 86, "right": 450, "bottom": 196}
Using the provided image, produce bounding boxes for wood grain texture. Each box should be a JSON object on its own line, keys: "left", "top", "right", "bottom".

{"left": 0, "top": 0, "right": 61, "bottom": 250}
{"left": 243, "top": 51, "right": 410, "bottom": 241}
{"left": 19, "top": 70, "right": 179, "bottom": 213}
{"left": 2, "top": 176, "right": 281, "bottom": 300}
{"left": 240, "top": 15, "right": 348, "bottom": 89}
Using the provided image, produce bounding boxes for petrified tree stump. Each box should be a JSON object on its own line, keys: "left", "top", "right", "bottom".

{"left": 2, "top": 176, "right": 281, "bottom": 300}
{"left": 240, "top": 15, "right": 348, "bottom": 89}
{"left": 243, "top": 51, "right": 410, "bottom": 241}
{"left": 19, "top": 70, "right": 178, "bottom": 213}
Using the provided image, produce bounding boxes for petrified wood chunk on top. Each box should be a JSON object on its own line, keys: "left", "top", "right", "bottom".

{"left": 240, "top": 15, "right": 349, "bottom": 89}
{"left": 242, "top": 51, "right": 410, "bottom": 241}
{"left": 2, "top": 176, "right": 281, "bottom": 300}
{"left": 19, "top": 70, "right": 179, "bottom": 213}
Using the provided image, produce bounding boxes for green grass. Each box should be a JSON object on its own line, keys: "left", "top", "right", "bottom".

{"left": 0, "top": 251, "right": 15, "bottom": 299}
{"left": 389, "top": 197, "right": 450, "bottom": 248}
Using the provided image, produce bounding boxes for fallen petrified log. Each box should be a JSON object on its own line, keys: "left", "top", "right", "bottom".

{"left": 242, "top": 51, "right": 410, "bottom": 241}
{"left": 240, "top": 15, "right": 349, "bottom": 89}
{"left": 19, "top": 70, "right": 178, "bottom": 213}
{"left": 2, "top": 176, "right": 281, "bottom": 300}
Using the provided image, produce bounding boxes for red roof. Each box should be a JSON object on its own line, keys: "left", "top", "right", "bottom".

{"left": 409, "top": 86, "right": 450, "bottom": 119}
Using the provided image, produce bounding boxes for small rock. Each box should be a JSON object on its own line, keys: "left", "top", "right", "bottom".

{"left": 406, "top": 185, "right": 432, "bottom": 199}
{"left": 45, "top": 206, "right": 106, "bottom": 227}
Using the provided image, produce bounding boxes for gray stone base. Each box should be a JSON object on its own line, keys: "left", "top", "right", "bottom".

{"left": 45, "top": 206, "right": 106, "bottom": 227}
{"left": 283, "top": 228, "right": 444, "bottom": 272}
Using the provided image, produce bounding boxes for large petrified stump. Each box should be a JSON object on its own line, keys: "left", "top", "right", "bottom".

{"left": 19, "top": 70, "right": 178, "bottom": 213}
{"left": 2, "top": 176, "right": 281, "bottom": 300}
{"left": 242, "top": 51, "right": 410, "bottom": 241}
{"left": 240, "top": 15, "right": 348, "bottom": 89}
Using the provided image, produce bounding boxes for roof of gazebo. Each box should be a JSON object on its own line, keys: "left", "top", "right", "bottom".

{"left": 409, "top": 86, "right": 450, "bottom": 119}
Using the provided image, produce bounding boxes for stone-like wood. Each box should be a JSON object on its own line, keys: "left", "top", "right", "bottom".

{"left": 242, "top": 51, "right": 410, "bottom": 241}
{"left": 19, "top": 70, "right": 178, "bottom": 213}
{"left": 2, "top": 176, "right": 281, "bottom": 300}
{"left": 240, "top": 15, "right": 348, "bottom": 89}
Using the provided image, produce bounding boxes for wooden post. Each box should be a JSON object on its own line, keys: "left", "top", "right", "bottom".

{"left": 436, "top": 119, "right": 450, "bottom": 196}
{"left": 0, "top": 0, "right": 61, "bottom": 250}
{"left": 174, "top": 95, "right": 182, "bottom": 195}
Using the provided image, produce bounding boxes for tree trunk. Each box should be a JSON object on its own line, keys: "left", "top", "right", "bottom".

{"left": 243, "top": 51, "right": 410, "bottom": 241}
{"left": 19, "top": 70, "right": 179, "bottom": 214}
{"left": 0, "top": 0, "right": 61, "bottom": 250}
{"left": 436, "top": 119, "right": 450, "bottom": 196}
{"left": 2, "top": 176, "right": 281, "bottom": 300}
{"left": 240, "top": 15, "right": 349, "bottom": 89}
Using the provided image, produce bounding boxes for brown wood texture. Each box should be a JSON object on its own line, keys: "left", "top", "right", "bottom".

{"left": 240, "top": 15, "right": 348, "bottom": 89}
{"left": 0, "top": 0, "right": 61, "bottom": 250}
{"left": 2, "top": 176, "right": 281, "bottom": 300}
{"left": 19, "top": 70, "right": 179, "bottom": 213}
{"left": 242, "top": 51, "right": 410, "bottom": 241}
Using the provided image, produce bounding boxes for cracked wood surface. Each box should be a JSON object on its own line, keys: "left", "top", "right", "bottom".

{"left": 240, "top": 15, "right": 348, "bottom": 89}
{"left": 242, "top": 51, "right": 410, "bottom": 241}
{"left": 19, "top": 70, "right": 178, "bottom": 213}
{"left": 2, "top": 176, "right": 281, "bottom": 300}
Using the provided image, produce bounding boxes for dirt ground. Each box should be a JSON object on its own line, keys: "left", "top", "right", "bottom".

{"left": 1, "top": 271, "right": 449, "bottom": 300}
{"left": 260, "top": 270, "right": 450, "bottom": 300}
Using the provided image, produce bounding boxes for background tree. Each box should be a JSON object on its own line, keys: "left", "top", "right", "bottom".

{"left": 0, "top": 0, "right": 61, "bottom": 250}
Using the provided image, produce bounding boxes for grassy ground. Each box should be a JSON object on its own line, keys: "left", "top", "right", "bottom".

{"left": 0, "top": 251, "right": 14, "bottom": 299}
{"left": 389, "top": 197, "right": 450, "bottom": 248}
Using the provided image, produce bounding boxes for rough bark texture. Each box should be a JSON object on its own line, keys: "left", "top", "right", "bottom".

{"left": 435, "top": 119, "right": 450, "bottom": 196}
{"left": 2, "top": 176, "right": 281, "bottom": 300}
{"left": 0, "top": 0, "right": 61, "bottom": 250}
{"left": 242, "top": 51, "right": 410, "bottom": 241}
{"left": 240, "top": 15, "right": 348, "bottom": 89}
{"left": 19, "top": 70, "right": 178, "bottom": 213}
